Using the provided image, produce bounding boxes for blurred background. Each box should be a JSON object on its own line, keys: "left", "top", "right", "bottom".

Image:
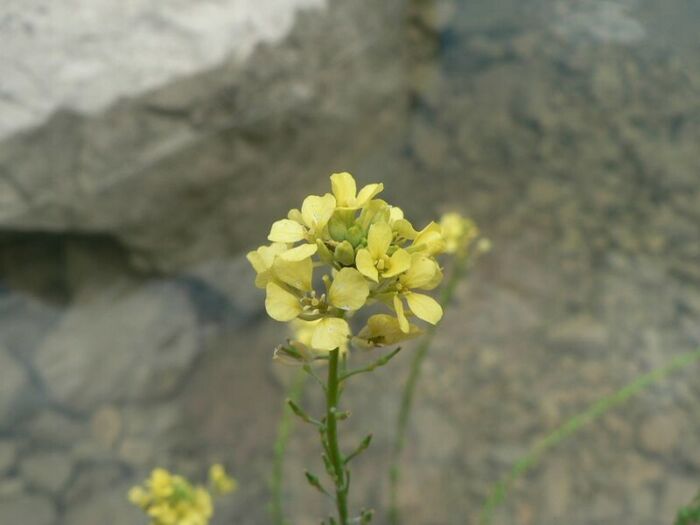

{"left": 1, "top": 0, "right": 699, "bottom": 523}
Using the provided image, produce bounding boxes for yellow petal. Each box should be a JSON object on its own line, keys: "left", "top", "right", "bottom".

{"left": 355, "top": 314, "right": 422, "bottom": 347}
{"left": 354, "top": 182, "right": 384, "bottom": 208}
{"left": 393, "top": 218, "right": 418, "bottom": 240}
{"left": 329, "top": 268, "right": 369, "bottom": 310}
{"left": 411, "top": 222, "right": 445, "bottom": 255}
{"left": 382, "top": 248, "right": 411, "bottom": 278}
{"left": 389, "top": 206, "right": 404, "bottom": 223}
{"left": 246, "top": 243, "right": 286, "bottom": 274}
{"left": 405, "top": 293, "right": 443, "bottom": 325}
{"left": 269, "top": 219, "right": 306, "bottom": 243}
{"left": 358, "top": 199, "right": 391, "bottom": 230}
{"left": 355, "top": 248, "right": 378, "bottom": 282}
{"left": 367, "top": 221, "right": 392, "bottom": 259}
{"left": 423, "top": 264, "right": 444, "bottom": 291}
{"left": 301, "top": 193, "right": 336, "bottom": 230}
{"left": 393, "top": 295, "right": 409, "bottom": 333}
{"left": 279, "top": 243, "right": 318, "bottom": 261}
{"left": 273, "top": 257, "right": 313, "bottom": 291}
{"left": 265, "top": 282, "right": 302, "bottom": 321}
{"left": 401, "top": 255, "right": 439, "bottom": 289}
{"left": 311, "top": 317, "right": 350, "bottom": 351}
{"left": 330, "top": 172, "right": 357, "bottom": 207}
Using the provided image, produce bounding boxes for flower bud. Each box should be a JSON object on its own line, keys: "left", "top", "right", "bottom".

{"left": 328, "top": 218, "right": 347, "bottom": 241}
{"left": 346, "top": 225, "right": 364, "bottom": 247}
{"left": 334, "top": 240, "right": 355, "bottom": 266}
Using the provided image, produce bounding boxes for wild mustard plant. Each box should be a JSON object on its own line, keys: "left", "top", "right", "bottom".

{"left": 128, "top": 465, "right": 236, "bottom": 525}
{"left": 249, "top": 172, "right": 454, "bottom": 524}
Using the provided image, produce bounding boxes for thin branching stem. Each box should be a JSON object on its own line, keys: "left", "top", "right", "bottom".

{"left": 479, "top": 347, "right": 700, "bottom": 525}
{"left": 339, "top": 347, "right": 402, "bottom": 383}
{"left": 388, "top": 250, "right": 472, "bottom": 525}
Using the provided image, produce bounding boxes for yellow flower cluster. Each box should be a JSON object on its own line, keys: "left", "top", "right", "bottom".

{"left": 128, "top": 465, "right": 236, "bottom": 525}
{"left": 439, "top": 212, "right": 479, "bottom": 254}
{"left": 249, "top": 172, "right": 463, "bottom": 356}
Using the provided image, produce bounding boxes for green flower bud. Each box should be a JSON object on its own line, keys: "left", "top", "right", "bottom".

{"left": 346, "top": 225, "right": 364, "bottom": 247}
{"left": 334, "top": 240, "right": 355, "bottom": 266}
{"left": 328, "top": 218, "right": 347, "bottom": 241}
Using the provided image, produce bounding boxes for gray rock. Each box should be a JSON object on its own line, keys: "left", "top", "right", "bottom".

{"left": 90, "top": 406, "right": 123, "bottom": 450}
{"left": 63, "top": 483, "right": 145, "bottom": 525}
{"left": 0, "top": 441, "right": 17, "bottom": 475}
{"left": 20, "top": 452, "right": 73, "bottom": 493}
{"left": 0, "top": 494, "right": 56, "bottom": 525}
{"left": 547, "top": 315, "right": 609, "bottom": 353}
{"left": 639, "top": 413, "right": 684, "bottom": 456}
{"left": 117, "top": 403, "right": 181, "bottom": 467}
{"left": 63, "top": 463, "right": 124, "bottom": 505}
{"left": 0, "top": 477, "right": 25, "bottom": 498}
{"left": 0, "top": 0, "right": 324, "bottom": 140}
{"left": 22, "top": 410, "right": 86, "bottom": 447}
{"left": 35, "top": 282, "right": 199, "bottom": 412}
{"left": 0, "top": 346, "right": 30, "bottom": 428}
{"left": 0, "top": 0, "right": 405, "bottom": 272}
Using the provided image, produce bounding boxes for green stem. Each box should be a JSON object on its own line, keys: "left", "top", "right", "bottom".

{"left": 479, "top": 347, "right": 700, "bottom": 525}
{"left": 388, "top": 251, "right": 471, "bottom": 525}
{"left": 270, "top": 371, "right": 307, "bottom": 525}
{"left": 326, "top": 349, "right": 349, "bottom": 525}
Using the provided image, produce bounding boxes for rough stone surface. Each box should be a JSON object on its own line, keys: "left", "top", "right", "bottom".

{"left": 35, "top": 282, "right": 200, "bottom": 412}
{"left": 20, "top": 452, "right": 73, "bottom": 493}
{"left": 639, "top": 413, "right": 684, "bottom": 456}
{"left": 0, "top": 441, "right": 17, "bottom": 475}
{"left": 0, "top": 0, "right": 405, "bottom": 272}
{"left": 0, "top": 495, "right": 56, "bottom": 525}
{"left": 0, "top": 346, "right": 30, "bottom": 428}
{"left": 0, "top": 0, "right": 325, "bottom": 139}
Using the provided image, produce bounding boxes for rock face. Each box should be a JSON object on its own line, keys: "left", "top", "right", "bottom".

{"left": 0, "top": 0, "right": 405, "bottom": 272}
{"left": 35, "top": 282, "right": 200, "bottom": 413}
{"left": 0, "top": 346, "right": 30, "bottom": 428}
{"left": 0, "top": 0, "right": 325, "bottom": 139}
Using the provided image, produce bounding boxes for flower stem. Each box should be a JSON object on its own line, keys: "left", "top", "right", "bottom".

{"left": 479, "top": 347, "right": 700, "bottom": 525}
{"left": 388, "top": 250, "right": 471, "bottom": 525}
{"left": 326, "top": 348, "right": 349, "bottom": 524}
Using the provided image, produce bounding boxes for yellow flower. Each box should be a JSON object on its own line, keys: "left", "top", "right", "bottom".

{"left": 266, "top": 264, "right": 368, "bottom": 351}
{"left": 264, "top": 257, "right": 314, "bottom": 322}
{"left": 408, "top": 221, "right": 446, "bottom": 256}
{"left": 268, "top": 193, "right": 336, "bottom": 244}
{"left": 246, "top": 243, "right": 291, "bottom": 289}
{"left": 209, "top": 464, "right": 237, "bottom": 495}
{"left": 149, "top": 468, "right": 176, "bottom": 499}
{"left": 391, "top": 255, "right": 444, "bottom": 332}
{"left": 330, "top": 172, "right": 384, "bottom": 210}
{"left": 439, "top": 212, "right": 478, "bottom": 254}
{"left": 354, "top": 314, "right": 422, "bottom": 347}
{"left": 128, "top": 486, "right": 151, "bottom": 509}
{"left": 328, "top": 267, "right": 370, "bottom": 311}
{"left": 355, "top": 222, "right": 411, "bottom": 282}
{"left": 282, "top": 319, "right": 350, "bottom": 361}
{"left": 128, "top": 466, "right": 230, "bottom": 525}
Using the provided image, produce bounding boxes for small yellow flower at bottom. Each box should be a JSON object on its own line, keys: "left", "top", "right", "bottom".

{"left": 209, "top": 464, "right": 237, "bottom": 495}
{"left": 129, "top": 466, "right": 233, "bottom": 525}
